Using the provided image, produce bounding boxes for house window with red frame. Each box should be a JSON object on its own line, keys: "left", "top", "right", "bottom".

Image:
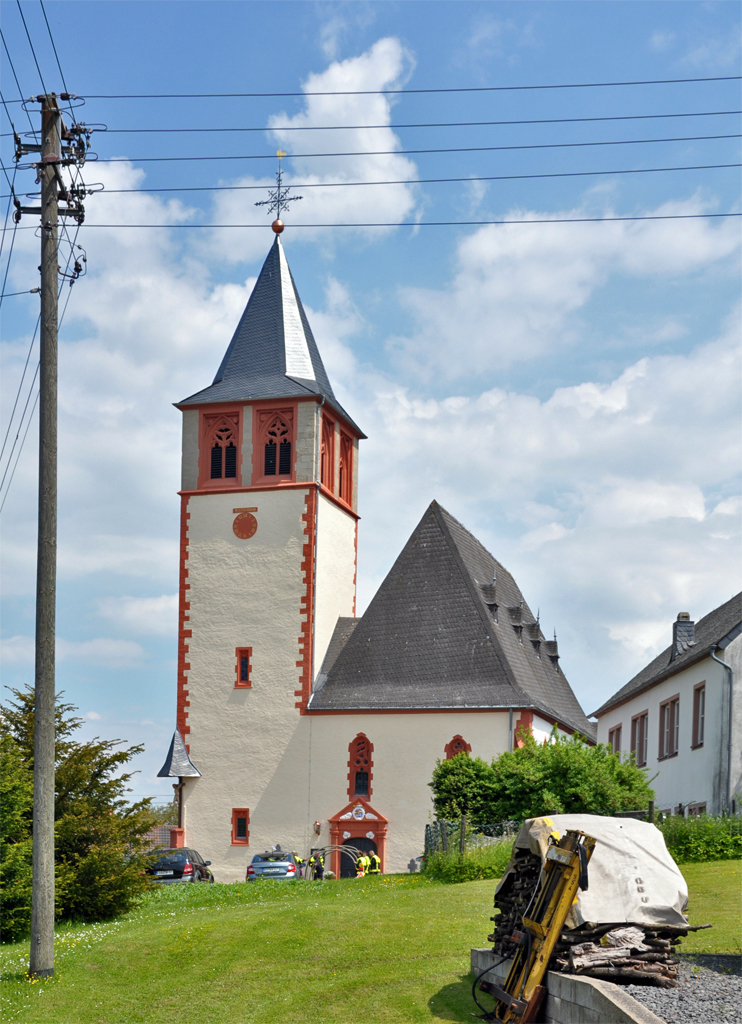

{"left": 608, "top": 724, "right": 622, "bottom": 756}
{"left": 200, "top": 411, "right": 240, "bottom": 486}
{"left": 320, "top": 415, "right": 335, "bottom": 492}
{"left": 631, "top": 711, "right": 648, "bottom": 766}
{"left": 347, "top": 733, "right": 373, "bottom": 799}
{"left": 235, "top": 647, "right": 252, "bottom": 688}
{"left": 444, "top": 735, "right": 472, "bottom": 759}
{"left": 691, "top": 683, "right": 705, "bottom": 748}
{"left": 659, "top": 696, "right": 679, "bottom": 759}
{"left": 338, "top": 432, "right": 353, "bottom": 506}
{"left": 231, "top": 808, "right": 250, "bottom": 845}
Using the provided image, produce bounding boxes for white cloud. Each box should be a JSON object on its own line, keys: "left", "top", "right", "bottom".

{"left": 99, "top": 594, "right": 179, "bottom": 637}
{"left": 205, "top": 38, "right": 419, "bottom": 263}
{"left": 649, "top": 30, "right": 676, "bottom": 52}
{"left": 0, "top": 636, "right": 145, "bottom": 667}
{"left": 86, "top": 711, "right": 102, "bottom": 720}
{"left": 390, "top": 197, "right": 740, "bottom": 379}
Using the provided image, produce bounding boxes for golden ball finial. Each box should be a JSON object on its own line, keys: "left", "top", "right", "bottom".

{"left": 272, "top": 219, "right": 284, "bottom": 234}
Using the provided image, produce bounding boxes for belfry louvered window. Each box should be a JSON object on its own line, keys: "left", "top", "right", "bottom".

{"left": 203, "top": 414, "right": 239, "bottom": 484}
{"left": 263, "top": 415, "right": 292, "bottom": 477}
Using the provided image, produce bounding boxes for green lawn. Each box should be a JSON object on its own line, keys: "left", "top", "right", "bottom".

{"left": 679, "top": 860, "right": 741, "bottom": 955}
{"left": 1, "top": 861, "right": 738, "bottom": 1024}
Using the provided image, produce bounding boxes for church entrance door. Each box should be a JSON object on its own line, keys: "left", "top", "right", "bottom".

{"left": 340, "top": 836, "right": 377, "bottom": 878}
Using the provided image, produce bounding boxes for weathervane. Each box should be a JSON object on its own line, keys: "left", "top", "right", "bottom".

{"left": 255, "top": 150, "right": 302, "bottom": 234}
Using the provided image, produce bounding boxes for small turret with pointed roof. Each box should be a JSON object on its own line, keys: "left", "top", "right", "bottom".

{"left": 178, "top": 236, "right": 364, "bottom": 436}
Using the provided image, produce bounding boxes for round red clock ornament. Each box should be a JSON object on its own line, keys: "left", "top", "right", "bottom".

{"left": 233, "top": 512, "right": 257, "bottom": 540}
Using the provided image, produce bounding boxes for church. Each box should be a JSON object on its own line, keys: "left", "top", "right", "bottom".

{"left": 158, "top": 229, "right": 594, "bottom": 881}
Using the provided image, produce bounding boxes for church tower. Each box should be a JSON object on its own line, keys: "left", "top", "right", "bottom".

{"left": 172, "top": 234, "right": 364, "bottom": 875}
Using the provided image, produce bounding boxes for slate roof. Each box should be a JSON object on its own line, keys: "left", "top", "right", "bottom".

{"left": 157, "top": 729, "right": 201, "bottom": 778}
{"left": 309, "top": 501, "right": 595, "bottom": 739}
{"left": 178, "top": 236, "right": 364, "bottom": 436}
{"left": 592, "top": 591, "right": 742, "bottom": 718}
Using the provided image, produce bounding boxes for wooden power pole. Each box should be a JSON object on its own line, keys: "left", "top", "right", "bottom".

{"left": 29, "top": 92, "right": 61, "bottom": 981}
{"left": 12, "top": 92, "right": 91, "bottom": 980}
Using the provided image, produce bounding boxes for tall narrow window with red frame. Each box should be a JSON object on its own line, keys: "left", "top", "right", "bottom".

{"left": 659, "top": 696, "right": 679, "bottom": 758}
{"left": 338, "top": 432, "right": 353, "bottom": 506}
{"left": 235, "top": 647, "right": 252, "bottom": 688}
{"left": 200, "top": 412, "right": 240, "bottom": 486}
{"left": 320, "top": 415, "right": 335, "bottom": 492}
{"left": 231, "top": 808, "right": 250, "bottom": 845}
{"left": 347, "top": 733, "right": 373, "bottom": 799}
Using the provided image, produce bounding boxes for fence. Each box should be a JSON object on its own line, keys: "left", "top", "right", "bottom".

{"left": 425, "top": 819, "right": 521, "bottom": 858}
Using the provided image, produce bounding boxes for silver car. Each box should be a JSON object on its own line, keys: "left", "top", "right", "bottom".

{"left": 246, "top": 850, "right": 300, "bottom": 881}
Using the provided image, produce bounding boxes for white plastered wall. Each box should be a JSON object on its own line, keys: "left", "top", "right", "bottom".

{"left": 313, "top": 493, "right": 356, "bottom": 674}
{"left": 182, "top": 486, "right": 314, "bottom": 881}
{"left": 722, "top": 633, "right": 741, "bottom": 811}
{"left": 307, "top": 712, "right": 512, "bottom": 873}
{"left": 181, "top": 409, "right": 199, "bottom": 490}
{"left": 596, "top": 655, "right": 730, "bottom": 815}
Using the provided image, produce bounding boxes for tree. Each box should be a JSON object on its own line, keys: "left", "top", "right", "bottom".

{"left": 429, "top": 729, "right": 654, "bottom": 824}
{"left": 0, "top": 687, "right": 164, "bottom": 941}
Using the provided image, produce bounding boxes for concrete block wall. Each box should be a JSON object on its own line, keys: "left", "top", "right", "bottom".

{"left": 471, "top": 949, "right": 666, "bottom": 1024}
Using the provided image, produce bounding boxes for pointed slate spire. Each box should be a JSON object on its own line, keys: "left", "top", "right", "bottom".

{"left": 157, "top": 729, "right": 201, "bottom": 778}
{"left": 178, "top": 237, "right": 363, "bottom": 434}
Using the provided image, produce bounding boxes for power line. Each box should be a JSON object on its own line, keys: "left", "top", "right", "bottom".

{"left": 0, "top": 29, "right": 39, "bottom": 136}
{"left": 32, "top": 74, "right": 742, "bottom": 100}
{"left": 7, "top": 160, "right": 736, "bottom": 200}
{"left": 39, "top": 0, "right": 69, "bottom": 95}
{"left": 16, "top": 0, "right": 49, "bottom": 97}
{"left": 4, "top": 212, "right": 733, "bottom": 230}
{"left": 44, "top": 108, "right": 742, "bottom": 135}
{"left": 80, "top": 133, "right": 742, "bottom": 164}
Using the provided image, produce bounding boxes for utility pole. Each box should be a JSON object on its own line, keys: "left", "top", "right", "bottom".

{"left": 14, "top": 94, "right": 91, "bottom": 980}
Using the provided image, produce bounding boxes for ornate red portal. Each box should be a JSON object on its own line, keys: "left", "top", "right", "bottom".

{"left": 328, "top": 797, "right": 388, "bottom": 878}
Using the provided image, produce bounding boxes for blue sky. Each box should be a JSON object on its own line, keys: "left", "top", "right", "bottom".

{"left": 1, "top": 1, "right": 740, "bottom": 799}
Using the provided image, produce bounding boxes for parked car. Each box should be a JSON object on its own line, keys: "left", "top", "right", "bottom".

{"left": 246, "top": 850, "right": 300, "bottom": 882}
{"left": 148, "top": 847, "right": 214, "bottom": 884}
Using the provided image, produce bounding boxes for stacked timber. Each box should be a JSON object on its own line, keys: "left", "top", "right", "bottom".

{"left": 489, "top": 858, "right": 711, "bottom": 988}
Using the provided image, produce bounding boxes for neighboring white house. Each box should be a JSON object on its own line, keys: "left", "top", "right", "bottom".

{"left": 593, "top": 595, "right": 742, "bottom": 817}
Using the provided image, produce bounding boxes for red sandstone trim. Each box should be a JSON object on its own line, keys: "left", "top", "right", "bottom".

{"left": 444, "top": 734, "right": 472, "bottom": 759}
{"left": 347, "top": 733, "right": 374, "bottom": 800}
{"left": 178, "top": 481, "right": 361, "bottom": 520}
{"left": 514, "top": 710, "right": 534, "bottom": 747}
{"left": 177, "top": 494, "right": 192, "bottom": 748}
{"left": 295, "top": 488, "right": 317, "bottom": 711}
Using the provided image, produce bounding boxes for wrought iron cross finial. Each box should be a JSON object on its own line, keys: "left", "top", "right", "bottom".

{"left": 255, "top": 150, "right": 303, "bottom": 229}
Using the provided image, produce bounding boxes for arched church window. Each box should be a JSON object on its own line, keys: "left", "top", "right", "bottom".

{"left": 320, "top": 415, "right": 335, "bottom": 491}
{"left": 338, "top": 432, "right": 353, "bottom": 506}
{"left": 347, "top": 733, "right": 373, "bottom": 800}
{"left": 263, "top": 415, "right": 292, "bottom": 477}
{"left": 444, "top": 735, "right": 472, "bottom": 760}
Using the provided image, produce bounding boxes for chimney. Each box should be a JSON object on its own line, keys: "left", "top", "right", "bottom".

{"left": 671, "top": 612, "right": 695, "bottom": 661}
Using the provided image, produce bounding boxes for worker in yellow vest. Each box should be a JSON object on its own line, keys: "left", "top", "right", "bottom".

{"left": 368, "top": 852, "right": 381, "bottom": 875}
{"left": 355, "top": 853, "right": 365, "bottom": 877}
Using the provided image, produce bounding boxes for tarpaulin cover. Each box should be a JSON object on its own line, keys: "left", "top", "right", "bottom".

{"left": 496, "top": 814, "right": 689, "bottom": 930}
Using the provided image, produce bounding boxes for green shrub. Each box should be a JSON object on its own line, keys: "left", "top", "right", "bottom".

{"left": 430, "top": 730, "right": 654, "bottom": 823}
{"left": 0, "top": 687, "right": 165, "bottom": 942}
{"left": 423, "top": 839, "right": 514, "bottom": 883}
{"left": 658, "top": 814, "right": 742, "bottom": 863}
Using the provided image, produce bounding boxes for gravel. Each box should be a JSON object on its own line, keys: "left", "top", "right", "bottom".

{"left": 625, "top": 955, "right": 742, "bottom": 1023}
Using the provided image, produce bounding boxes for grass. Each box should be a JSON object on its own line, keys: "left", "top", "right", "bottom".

{"left": 1, "top": 860, "right": 738, "bottom": 1023}
{"left": 679, "top": 860, "right": 742, "bottom": 955}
